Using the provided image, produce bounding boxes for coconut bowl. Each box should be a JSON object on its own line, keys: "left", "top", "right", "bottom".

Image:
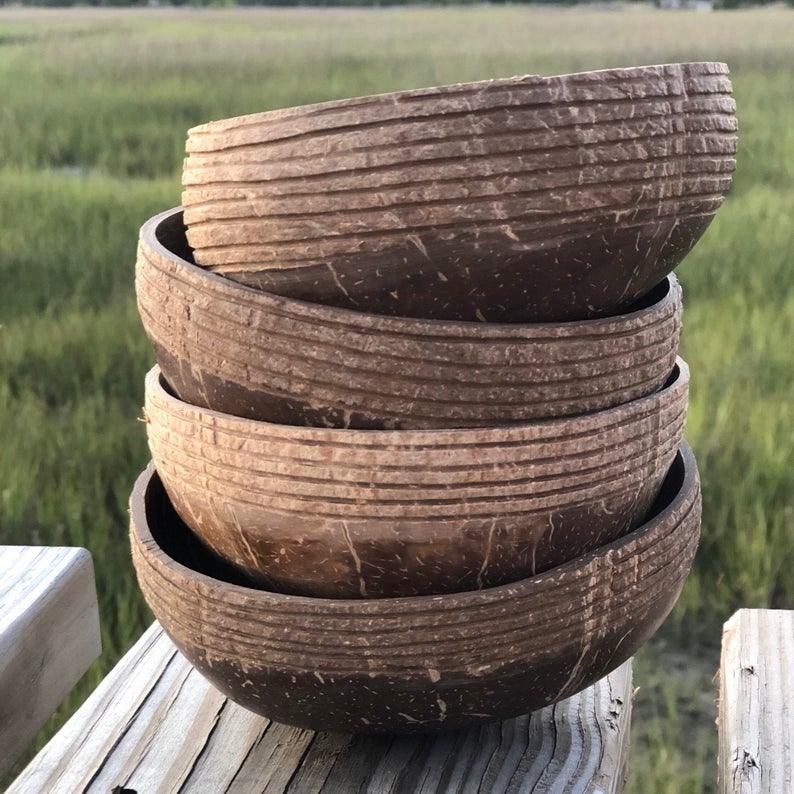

{"left": 182, "top": 62, "right": 736, "bottom": 322}
{"left": 143, "top": 359, "right": 689, "bottom": 598}
{"left": 138, "top": 208, "right": 682, "bottom": 430}
{"left": 130, "top": 444, "right": 700, "bottom": 734}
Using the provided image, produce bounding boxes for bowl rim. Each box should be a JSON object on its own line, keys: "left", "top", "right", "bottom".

{"left": 131, "top": 441, "right": 697, "bottom": 613}
{"left": 186, "top": 62, "right": 729, "bottom": 136}
{"left": 142, "top": 207, "right": 681, "bottom": 335}
{"left": 145, "top": 353, "right": 687, "bottom": 441}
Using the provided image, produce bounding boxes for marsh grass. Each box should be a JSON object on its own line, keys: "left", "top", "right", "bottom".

{"left": 0, "top": 7, "right": 791, "bottom": 790}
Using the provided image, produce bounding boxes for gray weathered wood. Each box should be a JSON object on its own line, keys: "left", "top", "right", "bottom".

{"left": 718, "top": 609, "right": 794, "bottom": 794}
{"left": 0, "top": 546, "right": 101, "bottom": 777}
{"left": 10, "top": 623, "right": 632, "bottom": 793}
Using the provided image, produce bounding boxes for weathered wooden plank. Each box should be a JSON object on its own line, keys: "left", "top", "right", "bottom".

{"left": 0, "top": 546, "right": 101, "bottom": 777}
{"left": 718, "top": 609, "right": 794, "bottom": 794}
{"left": 181, "top": 701, "right": 269, "bottom": 792}
{"left": 5, "top": 624, "right": 173, "bottom": 793}
{"left": 10, "top": 623, "right": 633, "bottom": 793}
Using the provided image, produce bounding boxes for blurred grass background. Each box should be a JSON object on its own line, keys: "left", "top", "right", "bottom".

{"left": 0, "top": 6, "right": 792, "bottom": 791}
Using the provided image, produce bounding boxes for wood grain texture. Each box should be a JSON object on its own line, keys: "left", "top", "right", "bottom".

{"left": 128, "top": 446, "right": 700, "bottom": 733}
{"left": 0, "top": 546, "right": 101, "bottom": 777}
{"left": 718, "top": 609, "right": 794, "bottom": 794}
{"left": 138, "top": 209, "right": 682, "bottom": 430}
{"left": 181, "top": 62, "right": 736, "bottom": 323}
{"left": 9, "top": 622, "right": 634, "bottom": 794}
{"left": 143, "top": 361, "right": 688, "bottom": 598}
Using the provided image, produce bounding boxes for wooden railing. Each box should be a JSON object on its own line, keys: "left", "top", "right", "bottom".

{"left": 0, "top": 546, "right": 101, "bottom": 779}
{"left": 2, "top": 546, "right": 791, "bottom": 793}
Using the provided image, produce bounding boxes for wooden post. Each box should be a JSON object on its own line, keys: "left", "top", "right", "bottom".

{"left": 0, "top": 546, "right": 101, "bottom": 777}
{"left": 718, "top": 609, "right": 794, "bottom": 793}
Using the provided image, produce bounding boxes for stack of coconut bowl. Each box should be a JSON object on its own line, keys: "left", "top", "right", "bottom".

{"left": 130, "top": 61, "right": 736, "bottom": 734}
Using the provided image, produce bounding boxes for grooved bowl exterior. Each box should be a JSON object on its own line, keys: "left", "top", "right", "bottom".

{"left": 182, "top": 62, "right": 736, "bottom": 322}
{"left": 144, "top": 361, "right": 689, "bottom": 598}
{"left": 138, "top": 209, "right": 682, "bottom": 430}
{"left": 130, "top": 445, "right": 701, "bottom": 734}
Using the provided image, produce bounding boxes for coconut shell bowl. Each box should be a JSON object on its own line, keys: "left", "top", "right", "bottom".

{"left": 143, "top": 359, "right": 688, "bottom": 599}
{"left": 181, "top": 62, "right": 736, "bottom": 322}
{"left": 130, "top": 443, "right": 700, "bottom": 734}
{"left": 138, "top": 208, "right": 682, "bottom": 430}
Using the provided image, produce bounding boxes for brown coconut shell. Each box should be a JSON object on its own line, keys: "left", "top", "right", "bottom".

{"left": 129, "top": 443, "right": 701, "bottom": 733}
{"left": 182, "top": 62, "right": 736, "bottom": 322}
{"left": 137, "top": 208, "right": 682, "bottom": 430}
{"left": 143, "top": 360, "right": 689, "bottom": 598}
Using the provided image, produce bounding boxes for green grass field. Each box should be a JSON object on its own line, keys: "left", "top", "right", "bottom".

{"left": 0, "top": 6, "right": 792, "bottom": 790}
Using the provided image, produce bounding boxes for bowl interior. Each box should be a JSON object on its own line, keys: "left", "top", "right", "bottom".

{"left": 143, "top": 448, "right": 687, "bottom": 598}
{"left": 156, "top": 209, "right": 195, "bottom": 263}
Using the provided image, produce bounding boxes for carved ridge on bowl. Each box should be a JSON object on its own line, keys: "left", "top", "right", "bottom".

{"left": 137, "top": 208, "right": 685, "bottom": 427}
